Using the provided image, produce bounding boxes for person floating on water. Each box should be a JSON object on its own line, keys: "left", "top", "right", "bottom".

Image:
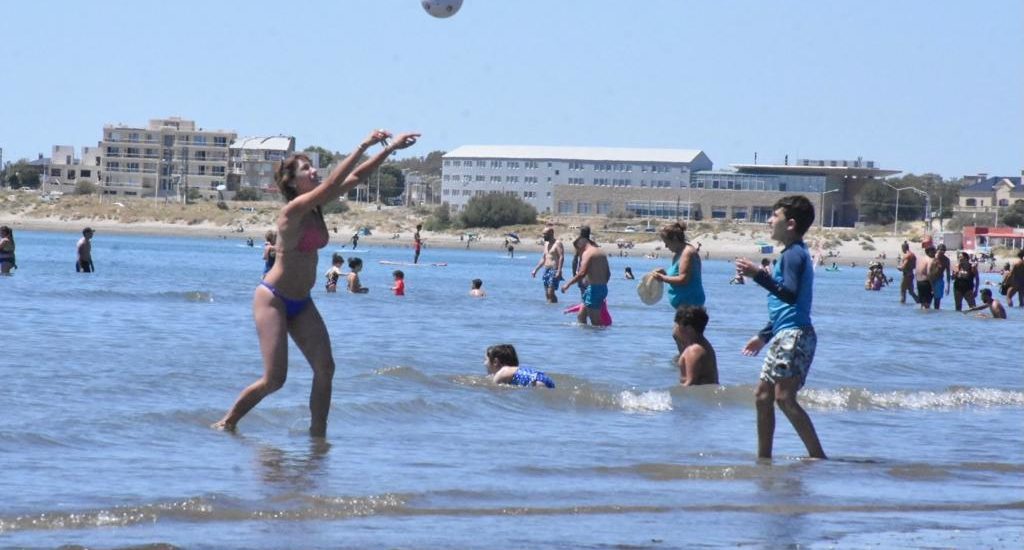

{"left": 484, "top": 344, "right": 555, "bottom": 388}
{"left": 391, "top": 269, "right": 405, "bottom": 296}
{"left": 324, "top": 252, "right": 344, "bottom": 293}
{"left": 76, "top": 227, "right": 95, "bottom": 273}
{"left": 531, "top": 225, "right": 564, "bottom": 304}
{"left": 213, "top": 128, "right": 418, "bottom": 437}
{"left": 673, "top": 305, "right": 719, "bottom": 386}
{"left": 469, "top": 278, "right": 486, "bottom": 297}
{"left": 624, "top": 266, "right": 635, "bottom": 280}
{"left": 735, "top": 195, "right": 826, "bottom": 460}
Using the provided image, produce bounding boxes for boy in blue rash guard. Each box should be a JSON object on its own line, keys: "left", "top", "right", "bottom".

{"left": 484, "top": 344, "right": 555, "bottom": 389}
{"left": 735, "top": 196, "right": 826, "bottom": 460}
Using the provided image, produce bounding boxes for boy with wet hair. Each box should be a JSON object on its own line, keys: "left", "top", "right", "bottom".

{"left": 735, "top": 195, "right": 826, "bottom": 459}
{"left": 673, "top": 306, "right": 719, "bottom": 386}
{"left": 964, "top": 288, "right": 1007, "bottom": 319}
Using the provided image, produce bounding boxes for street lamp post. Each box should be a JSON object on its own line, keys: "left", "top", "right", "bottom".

{"left": 882, "top": 182, "right": 927, "bottom": 235}
{"left": 819, "top": 188, "right": 839, "bottom": 229}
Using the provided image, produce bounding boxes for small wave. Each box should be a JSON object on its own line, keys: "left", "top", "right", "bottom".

{"left": 802, "top": 387, "right": 1024, "bottom": 410}
{"left": 44, "top": 288, "right": 215, "bottom": 303}
{"left": 618, "top": 390, "right": 673, "bottom": 413}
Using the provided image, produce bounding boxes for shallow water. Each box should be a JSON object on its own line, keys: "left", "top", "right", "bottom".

{"left": 1, "top": 230, "right": 1021, "bottom": 549}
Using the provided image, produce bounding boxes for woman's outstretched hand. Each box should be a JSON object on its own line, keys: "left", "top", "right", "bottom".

{"left": 362, "top": 129, "right": 392, "bottom": 148}
{"left": 389, "top": 133, "right": 420, "bottom": 150}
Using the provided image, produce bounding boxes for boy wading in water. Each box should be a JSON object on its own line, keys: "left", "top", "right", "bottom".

{"left": 735, "top": 196, "right": 826, "bottom": 460}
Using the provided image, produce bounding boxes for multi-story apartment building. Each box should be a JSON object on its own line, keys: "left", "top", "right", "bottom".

{"left": 441, "top": 145, "right": 713, "bottom": 214}
{"left": 227, "top": 136, "right": 295, "bottom": 196}
{"left": 41, "top": 145, "right": 102, "bottom": 192}
{"left": 99, "top": 117, "right": 236, "bottom": 198}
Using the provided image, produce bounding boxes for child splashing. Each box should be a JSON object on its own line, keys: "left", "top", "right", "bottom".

{"left": 484, "top": 344, "right": 555, "bottom": 388}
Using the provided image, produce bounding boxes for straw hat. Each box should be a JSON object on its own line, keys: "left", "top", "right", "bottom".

{"left": 637, "top": 271, "right": 664, "bottom": 305}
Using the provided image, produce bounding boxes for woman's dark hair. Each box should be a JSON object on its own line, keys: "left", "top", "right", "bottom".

{"left": 275, "top": 153, "right": 312, "bottom": 202}
{"left": 332, "top": 252, "right": 344, "bottom": 264}
{"left": 348, "top": 257, "right": 363, "bottom": 269}
{"left": 486, "top": 344, "right": 519, "bottom": 367}
{"left": 658, "top": 222, "right": 687, "bottom": 243}
{"left": 0, "top": 225, "right": 12, "bottom": 240}
{"left": 471, "top": 278, "right": 483, "bottom": 289}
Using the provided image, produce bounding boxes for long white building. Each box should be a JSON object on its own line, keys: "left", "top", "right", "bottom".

{"left": 441, "top": 145, "right": 713, "bottom": 214}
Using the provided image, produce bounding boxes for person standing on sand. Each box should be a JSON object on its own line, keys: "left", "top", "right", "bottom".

{"left": 560, "top": 235, "right": 610, "bottom": 326}
{"left": 897, "top": 241, "right": 918, "bottom": 304}
{"left": 735, "top": 195, "right": 825, "bottom": 460}
{"left": 0, "top": 225, "right": 16, "bottom": 274}
{"left": 214, "top": 129, "right": 419, "bottom": 437}
{"left": 413, "top": 224, "right": 423, "bottom": 264}
{"left": 531, "top": 225, "right": 564, "bottom": 304}
{"left": 76, "top": 227, "right": 95, "bottom": 273}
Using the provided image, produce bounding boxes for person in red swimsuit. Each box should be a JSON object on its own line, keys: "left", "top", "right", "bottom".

{"left": 391, "top": 270, "right": 406, "bottom": 296}
{"left": 214, "top": 129, "right": 419, "bottom": 436}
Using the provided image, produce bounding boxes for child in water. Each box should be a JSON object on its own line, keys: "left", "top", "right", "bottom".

{"left": 391, "top": 270, "right": 405, "bottom": 296}
{"left": 324, "top": 253, "right": 344, "bottom": 292}
{"left": 347, "top": 257, "right": 369, "bottom": 293}
{"left": 470, "top": 278, "right": 486, "bottom": 297}
{"left": 484, "top": 344, "right": 555, "bottom": 388}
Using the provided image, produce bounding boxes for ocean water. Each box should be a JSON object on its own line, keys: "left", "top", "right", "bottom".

{"left": 1, "top": 230, "right": 1021, "bottom": 549}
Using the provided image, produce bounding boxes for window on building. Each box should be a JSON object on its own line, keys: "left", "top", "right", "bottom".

{"left": 965, "top": 198, "right": 976, "bottom": 207}
{"left": 81, "top": 170, "right": 91, "bottom": 178}
{"left": 732, "top": 208, "right": 748, "bottom": 220}
{"left": 50, "top": 168, "right": 62, "bottom": 177}
{"left": 68, "top": 170, "right": 76, "bottom": 179}
{"left": 214, "top": 136, "right": 227, "bottom": 146}
{"left": 596, "top": 201, "right": 611, "bottom": 214}
{"left": 999, "top": 199, "right": 1009, "bottom": 207}
{"left": 558, "top": 201, "right": 572, "bottom": 214}
{"left": 577, "top": 202, "right": 591, "bottom": 214}
{"left": 711, "top": 206, "right": 728, "bottom": 219}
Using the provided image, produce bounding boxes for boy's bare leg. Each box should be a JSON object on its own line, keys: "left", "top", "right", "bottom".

{"left": 755, "top": 380, "right": 776, "bottom": 458}
{"left": 588, "top": 307, "right": 602, "bottom": 326}
{"left": 774, "top": 377, "right": 826, "bottom": 459}
{"left": 576, "top": 307, "right": 588, "bottom": 325}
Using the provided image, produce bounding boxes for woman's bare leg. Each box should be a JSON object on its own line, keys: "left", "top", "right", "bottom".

{"left": 290, "top": 302, "right": 336, "bottom": 437}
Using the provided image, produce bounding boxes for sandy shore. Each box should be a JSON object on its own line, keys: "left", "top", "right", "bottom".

{"left": 0, "top": 194, "right": 971, "bottom": 264}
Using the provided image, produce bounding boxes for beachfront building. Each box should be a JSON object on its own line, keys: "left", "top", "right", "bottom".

{"left": 98, "top": 117, "right": 236, "bottom": 199}
{"left": 440, "top": 145, "right": 713, "bottom": 214}
{"left": 955, "top": 174, "right": 1024, "bottom": 226}
{"left": 227, "top": 136, "right": 295, "bottom": 197}
{"left": 727, "top": 159, "right": 900, "bottom": 227}
{"left": 41, "top": 146, "right": 102, "bottom": 194}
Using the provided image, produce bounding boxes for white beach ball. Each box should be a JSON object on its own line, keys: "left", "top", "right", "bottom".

{"left": 422, "top": 0, "right": 463, "bottom": 18}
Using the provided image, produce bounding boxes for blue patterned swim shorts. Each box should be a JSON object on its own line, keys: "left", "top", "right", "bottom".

{"left": 760, "top": 326, "right": 817, "bottom": 389}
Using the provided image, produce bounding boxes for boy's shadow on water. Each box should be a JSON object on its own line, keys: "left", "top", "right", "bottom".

{"left": 254, "top": 438, "right": 333, "bottom": 491}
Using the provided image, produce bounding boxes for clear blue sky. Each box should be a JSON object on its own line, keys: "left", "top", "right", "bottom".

{"left": 1, "top": 0, "right": 1020, "bottom": 179}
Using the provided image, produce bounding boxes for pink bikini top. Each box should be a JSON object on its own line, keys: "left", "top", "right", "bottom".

{"left": 297, "top": 211, "right": 329, "bottom": 253}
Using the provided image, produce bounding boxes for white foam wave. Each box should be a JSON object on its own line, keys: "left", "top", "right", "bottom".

{"left": 618, "top": 390, "right": 673, "bottom": 413}
{"left": 803, "top": 387, "right": 1024, "bottom": 410}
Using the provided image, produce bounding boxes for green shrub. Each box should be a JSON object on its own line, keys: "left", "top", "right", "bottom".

{"left": 423, "top": 203, "right": 452, "bottom": 231}
{"left": 75, "top": 180, "right": 98, "bottom": 195}
{"left": 322, "top": 199, "right": 349, "bottom": 215}
{"left": 459, "top": 194, "right": 537, "bottom": 228}
{"left": 234, "top": 187, "right": 262, "bottom": 201}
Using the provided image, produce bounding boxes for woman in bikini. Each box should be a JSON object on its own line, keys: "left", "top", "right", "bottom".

{"left": 214, "top": 129, "right": 419, "bottom": 436}
{"left": 952, "top": 251, "right": 979, "bottom": 311}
